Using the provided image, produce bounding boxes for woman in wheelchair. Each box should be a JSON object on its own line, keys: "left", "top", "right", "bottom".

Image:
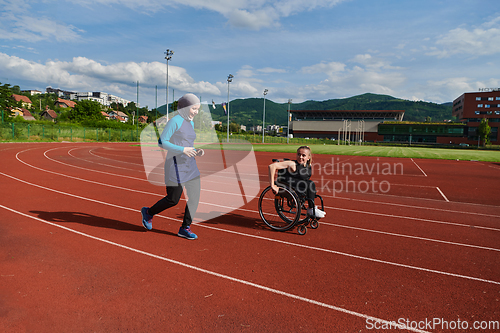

{"left": 268, "top": 146, "right": 326, "bottom": 219}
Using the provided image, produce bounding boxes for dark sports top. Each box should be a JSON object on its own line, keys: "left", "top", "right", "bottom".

{"left": 277, "top": 160, "right": 311, "bottom": 182}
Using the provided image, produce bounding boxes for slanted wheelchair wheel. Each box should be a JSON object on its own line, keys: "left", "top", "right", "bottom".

{"left": 297, "top": 225, "right": 307, "bottom": 235}
{"left": 258, "top": 186, "right": 300, "bottom": 231}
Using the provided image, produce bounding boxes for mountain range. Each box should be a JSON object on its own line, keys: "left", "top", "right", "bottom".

{"left": 158, "top": 93, "right": 454, "bottom": 127}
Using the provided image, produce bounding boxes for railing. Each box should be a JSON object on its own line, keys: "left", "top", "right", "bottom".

{"left": 0, "top": 123, "right": 140, "bottom": 142}
{"left": 0, "top": 122, "right": 338, "bottom": 145}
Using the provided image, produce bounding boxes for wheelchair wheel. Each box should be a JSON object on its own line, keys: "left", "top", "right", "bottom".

{"left": 310, "top": 219, "right": 319, "bottom": 229}
{"left": 297, "top": 225, "right": 307, "bottom": 235}
{"left": 258, "top": 186, "right": 300, "bottom": 231}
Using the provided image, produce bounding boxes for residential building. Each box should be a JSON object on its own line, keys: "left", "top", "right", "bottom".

{"left": 46, "top": 87, "right": 74, "bottom": 99}
{"left": 40, "top": 106, "right": 57, "bottom": 122}
{"left": 55, "top": 98, "right": 77, "bottom": 109}
{"left": 11, "top": 94, "right": 33, "bottom": 109}
{"left": 9, "top": 107, "right": 35, "bottom": 121}
{"left": 108, "top": 110, "right": 129, "bottom": 123}
{"left": 21, "top": 90, "right": 42, "bottom": 96}
{"left": 452, "top": 89, "right": 500, "bottom": 143}
{"left": 74, "top": 91, "right": 131, "bottom": 107}
{"left": 46, "top": 87, "right": 131, "bottom": 107}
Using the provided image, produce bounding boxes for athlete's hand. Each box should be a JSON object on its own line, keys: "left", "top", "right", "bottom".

{"left": 271, "top": 184, "right": 279, "bottom": 194}
{"left": 183, "top": 147, "right": 197, "bottom": 157}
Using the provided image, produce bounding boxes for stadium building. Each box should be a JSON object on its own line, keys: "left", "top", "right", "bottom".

{"left": 290, "top": 109, "right": 405, "bottom": 141}
{"left": 452, "top": 89, "right": 500, "bottom": 144}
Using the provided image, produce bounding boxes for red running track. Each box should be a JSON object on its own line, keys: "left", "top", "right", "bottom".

{"left": 0, "top": 142, "right": 499, "bottom": 332}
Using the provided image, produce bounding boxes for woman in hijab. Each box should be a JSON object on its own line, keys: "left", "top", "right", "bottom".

{"left": 141, "top": 93, "right": 203, "bottom": 240}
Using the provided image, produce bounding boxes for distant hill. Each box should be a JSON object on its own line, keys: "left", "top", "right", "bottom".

{"left": 157, "top": 93, "right": 454, "bottom": 127}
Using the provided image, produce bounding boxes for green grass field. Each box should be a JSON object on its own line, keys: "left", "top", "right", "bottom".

{"left": 246, "top": 144, "right": 500, "bottom": 162}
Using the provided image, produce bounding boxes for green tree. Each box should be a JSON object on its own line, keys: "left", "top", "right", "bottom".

{"left": 171, "top": 100, "right": 178, "bottom": 111}
{"left": 0, "top": 83, "right": 14, "bottom": 122}
{"left": 229, "top": 122, "right": 240, "bottom": 133}
{"left": 69, "top": 100, "right": 104, "bottom": 122}
{"left": 478, "top": 118, "right": 491, "bottom": 146}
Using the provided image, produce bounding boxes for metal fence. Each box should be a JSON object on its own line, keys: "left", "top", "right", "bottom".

{"left": 0, "top": 123, "right": 141, "bottom": 142}
{"left": 0, "top": 122, "right": 334, "bottom": 145}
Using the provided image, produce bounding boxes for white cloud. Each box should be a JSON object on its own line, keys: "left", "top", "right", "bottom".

{"left": 301, "top": 61, "right": 346, "bottom": 75}
{"left": 66, "top": 0, "right": 347, "bottom": 30}
{"left": 0, "top": 0, "right": 84, "bottom": 42}
{"left": 227, "top": 8, "right": 279, "bottom": 30}
{"left": 257, "top": 67, "right": 287, "bottom": 74}
{"left": 299, "top": 59, "right": 406, "bottom": 98}
{"left": 236, "top": 65, "right": 256, "bottom": 78}
{"left": 427, "top": 16, "right": 500, "bottom": 58}
{"left": 350, "top": 54, "right": 402, "bottom": 70}
{"left": 0, "top": 52, "right": 221, "bottom": 97}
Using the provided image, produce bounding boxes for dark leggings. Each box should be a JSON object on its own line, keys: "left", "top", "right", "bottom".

{"left": 277, "top": 177, "right": 316, "bottom": 209}
{"left": 149, "top": 177, "right": 201, "bottom": 228}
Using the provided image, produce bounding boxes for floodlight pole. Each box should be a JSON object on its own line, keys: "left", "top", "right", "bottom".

{"left": 227, "top": 74, "right": 233, "bottom": 143}
{"left": 164, "top": 49, "right": 174, "bottom": 121}
{"left": 287, "top": 98, "right": 292, "bottom": 144}
{"left": 262, "top": 89, "right": 268, "bottom": 143}
{"left": 136, "top": 81, "right": 139, "bottom": 131}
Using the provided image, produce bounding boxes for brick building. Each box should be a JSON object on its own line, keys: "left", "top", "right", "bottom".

{"left": 452, "top": 89, "right": 500, "bottom": 143}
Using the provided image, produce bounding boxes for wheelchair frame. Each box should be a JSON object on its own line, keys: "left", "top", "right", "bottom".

{"left": 258, "top": 159, "right": 324, "bottom": 235}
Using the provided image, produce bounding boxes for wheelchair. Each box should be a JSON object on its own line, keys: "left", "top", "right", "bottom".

{"left": 258, "top": 159, "right": 324, "bottom": 235}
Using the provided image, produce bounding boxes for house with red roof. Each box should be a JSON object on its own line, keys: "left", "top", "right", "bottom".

{"left": 12, "top": 94, "right": 33, "bottom": 109}
{"left": 8, "top": 107, "right": 36, "bottom": 121}
{"left": 55, "top": 98, "right": 77, "bottom": 109}
{"left": 40, "top": 106, "right": 57, "bottom": 122}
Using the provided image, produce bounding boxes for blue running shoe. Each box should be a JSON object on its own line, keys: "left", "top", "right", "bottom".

{"left": 141, "top": 207, "right": 153, "bottom": 230}
{"left": 178, "top": 226, "right": 198, "bottom": 240}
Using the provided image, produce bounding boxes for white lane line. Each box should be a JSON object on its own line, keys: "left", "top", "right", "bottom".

{"left": 0, "top": 204, "right": 430, "bottom": 333}
{"left": 1, "top": 170, "right": 499, "bottom": 287}
{"left": 320, "top": 222, "right": 500, "bottom": 252}
{"left": 14, "top": 153, "right": 500, "bottom": 251}
{"left": 411, "top": 158, "right": 427, "bottom": 177}
{"left": 16, "top": 148, "right": 500, "bottom": 247}
{"left": 333, "top": 196, "right": 500, "bottom": 219}
{"left": 51, "top": 145, "right": 500, "bottom": 216}
{"left": 47, "top": 145, "right": 498, "bottom": 211}
{"left": 436, "top": 187, "right": 449, "bottom": 202}
{"left": 328, "top": 205, "right": 500, "bottom": 232}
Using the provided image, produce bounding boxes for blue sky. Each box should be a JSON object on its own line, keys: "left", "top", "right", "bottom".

{"left": 1, "top": 0, "right": 499, "bottom": 109}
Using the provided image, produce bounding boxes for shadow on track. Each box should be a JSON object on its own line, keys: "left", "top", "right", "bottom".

{"left": 29, "top": 210, "right": 177, "bottom": 237}
{"left": 196, "top": 211, "right": 270, "bottom": 232}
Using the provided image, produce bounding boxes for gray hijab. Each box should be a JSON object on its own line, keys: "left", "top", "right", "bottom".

{"left": 177, "top": 93, "right": 200, "bottom": 121}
